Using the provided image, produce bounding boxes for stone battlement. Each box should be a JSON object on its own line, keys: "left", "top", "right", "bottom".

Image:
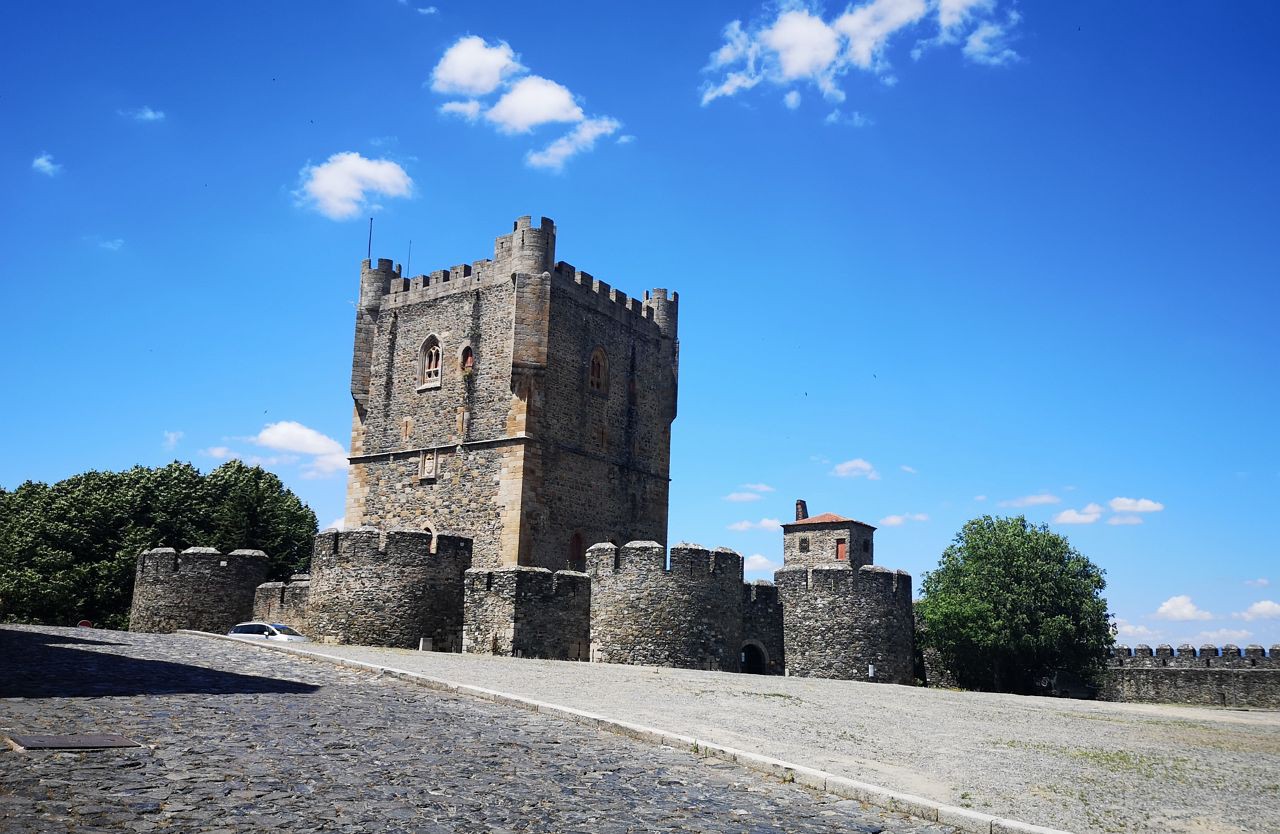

{"left": 588, "top": 540, "right": 742, "bottom": 581}
{"left": 130, "top": 546, "right": 268, "bottom": 635}
{"left": 778, "top": 563, "right": 912, "bottom": 597}
{"left": 463, "top": 566, "right": 590, "bottom": 660}
{"left": 1111, "top": 644, "right": 1280, "bottom": 668}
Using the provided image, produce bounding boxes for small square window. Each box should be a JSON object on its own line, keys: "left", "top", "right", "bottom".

{"left": 799, "top": 538, "right": 810, "bottom": 553}
{"left": 836, "top": 539, "right": 847, "bottom": 561}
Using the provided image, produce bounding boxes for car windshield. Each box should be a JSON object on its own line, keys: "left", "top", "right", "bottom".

{"left": 271, "top": 625, "right": 303, "bottom": 636}
{"left": 231, "top": 624, "right": 262, "bottom": 634}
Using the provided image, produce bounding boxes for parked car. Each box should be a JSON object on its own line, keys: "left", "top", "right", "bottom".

{"left": 1038, "top": 670, "right": 1098, "bottom": 699}
{"left": 227, "top": 622, "right": 311, "bottom": 643}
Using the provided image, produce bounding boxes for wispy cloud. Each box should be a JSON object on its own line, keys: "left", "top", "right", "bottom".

{"left": 296, "top": 152, "right": 412, "bottom": 220}
{"left": 879, "top": 512, "right": 927, "bottom": 527}
{"left": 430, "top": 35, "right": 623, "bottom": 170}
{"left": 832, "top": 458, "right": 880, "bottom": 479}
{"left": 729, "top": 518, "right": 783, "bottom": 531}
{"left": 1114, "top": 618, "right": 1160, "bottom": 641}
{"left": 783, "top": 90, "right": 802, "bottom": 109}
{"left": 741, "top": 483, "right": 775, "bottom": 493}
{"left": 119, "top": 105, "right": 165, "bottom": 122}
{"left": 1195, "top": 628, "right": 1252, "bottom": 644}
{"left": 162, "top": 430, "right": 184, "bottom": 450}
{"left": 1234, "top": 600, "right": 1280, "bottom": 622}
{"left": 1153, "top": 595, "right": 1212, "bottom": 622}
{"left": 900, "top": 465, "right": 917, "bottom": 474}
{"left": 701, "top": 1, "right": 1020, "bottom": 112}
{"left": 32, "top": 153, "right": 61, "bottom": 176}
{"left": 724, "top": 492, "right": 763, "bottom": 503}
{"left": 973, "top": 494, "right": 987, "bottom": 502}
{"left": 98, "top": 238, "right": 125, "bottom": 251}
{"left": 744, "top": 553, "right": 779, "bottom": 572}
{"left": 999, "top": 493, "right": 1059, "bottom": 508}
{"left": 1053, "top": 503, "right": 1103, "bottom": 524}
{"left": 1107, "top": 515, "right": 1143, "bottom": 526}
{"left": 1245, "top": 578, "right": 1270, "bottom": 588}
{"left": 1109, "top": 497, "right": 1164, "bottom": 513}
{"left": 417, "top": 6, "right": 437, "bottom": 14}
{"left": 823, "top": 108, "right": 873, "bottom": 127}
{"left": 252, "top": 421, "right": 347, "bottom": 478}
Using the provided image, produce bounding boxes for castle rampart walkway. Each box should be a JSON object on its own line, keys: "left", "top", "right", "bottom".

{"left": 237, "top": 639, "right": 1279, "bottom": 834}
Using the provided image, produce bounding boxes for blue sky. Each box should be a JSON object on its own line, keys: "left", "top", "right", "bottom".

{"left": 2, "top": 2, "right": 1277, "bottom": 646}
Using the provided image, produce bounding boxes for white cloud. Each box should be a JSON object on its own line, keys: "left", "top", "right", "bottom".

{"left": 439, "top": 100, "right": 482, "bottom": 121}
{"left": 431, "top": 36, "right": 523, "bottom": 96}
{"left": 832, "top": 458, "right": 880, "bottom": 479}
{"left": 616, "top": 134, "right": 636, "bottom": 144}
{"left": 741, "top": 483, "right": 775, "bottom": 493}
{"left": 32, "top": 153, "right": 61, "bottom": 176}
{"left": 252, "top": 420, "right": 347, "bottom": 478}
{"left": 486, "top": 76, "right": 584, "bottom": 134}
{"left": 1053, "top": 503, "right": 1103, "bottom": 524}
{"left": 999, "top": 493, "right": 1060, "bottom": 508}
{"left": 119, "top": 105, "right": 165, "bottom": 122}
{"left": 296, "top": 152, "right": 412, "bottom": 221}
{"left": 725, "top": 492, "right": 762, "bottom": 503}
{"left": 744, "top": 554, "right": 779, "bottom": 572}
{"left": 729, "top": 518, "right": 783, "bottom": 531}
{"left": 1153, "top": 595, "right": 1213, "bottom": 622}
{"left": 1114, "top": 619, "right": 1160, "bottom": 641}
{"left": 783, "top": 90, "right": 802, "bottom": 109}
{"left": 900, "top": 465, "right": 917, "bottom": 474}
{"left": 325, "top": 517, "right": 346, "bottom": 531}
{"left": 1195, "top": 628, "right": 1252, "bottom": 644}
{"left": 526, "top": 116, "right": 620, "bottom": 171}
{"left": 1245, "top": 578, "right": 1270, "bottom": 588}
{"left": 973, "top": 495, "right": 987, "bottom": 502}
{"left": 1107, "top": 515, "right": 1143, "bottom": 526}
{"left": 417, "top": 6, "right": 437, "bottom": 14}
{"left": 879, "top": 512, "right": 928, "bottom": 527}
{"left": 823, "top": 108, "right": 873, "bottom": 127}
{"left": 1109, "top": 497, "right": 1164, "bottom": 513}
{"left": 98, "top": 238, "right": 124, "bottom": 251}
{"left": 701, "top": 0, "right": 1014, "bottom": 111}
{"left": 1235, "top": 600, "right": 1280, "bottom": 621}
{"left": 162, "top": 430, "right": 184, "bottom": 450}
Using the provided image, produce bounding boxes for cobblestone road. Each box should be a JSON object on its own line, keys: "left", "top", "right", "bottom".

{"left": 0, "top": 626, "right": 952, "bottom": 834}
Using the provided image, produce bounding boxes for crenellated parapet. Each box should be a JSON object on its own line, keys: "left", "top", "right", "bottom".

{"left": 776, "top": 563, "right": 915, "bottom": 683}
{"left": 252, "top": 573, "right": 311, "bottom": 627}
{"left": 1103, "top": 644, "right": 1280, "bottom": 708}
{"left": 587, "top": 541, "right": 744, "bottom": 671}
{"left": 1110, "top": 644, "right": 1279, "bottom": 669}
{"left": 129, "top": 546, "right": 268, "bottom": 634}
{"left": 307, "top": 528, "right": 472, "bottom": 649}
{"left": 462, "top": 565, "right": 589, "bottom": 660}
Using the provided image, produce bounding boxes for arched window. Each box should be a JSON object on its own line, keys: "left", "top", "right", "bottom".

{"left": 460, "top": 345, "right": 475, "bottom": 375}
{"left": 588, "top": 347, "right": 608, "bottom": 394}
{"left": 419, "top": 336, "right": 441, "bottom": 389}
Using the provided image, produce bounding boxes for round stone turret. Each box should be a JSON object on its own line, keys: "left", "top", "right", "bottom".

{"left": 129, "top": 546, "right": 268, "bottom": 634}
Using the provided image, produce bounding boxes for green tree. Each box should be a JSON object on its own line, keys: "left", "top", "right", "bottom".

{"left": 915, "top": 515, "right": 1113, "bottom": 694}
{"left": 0, "top": 462, "right": 317, "bottom": 629}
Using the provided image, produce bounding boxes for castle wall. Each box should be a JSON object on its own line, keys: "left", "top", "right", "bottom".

{"left": 462, "top": 566, "right": 589, "bottom": 660}
{"left": 252, "top": 574, "right": 310, "bottom": 626}
{"left": 129, "top": 547, "right": 268, "bottom": 634}
{"left": 742, "top": 581, "right": 784, "bottom": 675}
{"left": 306, "top": 529, "right": 472, "bottom": 649}
{"left": 1101, "top": 644, "right": 1280, "bottom": 708}
{"left": 586, "top": 541, "right": 743, "bottom": 672}
{"left": 777, "top": 564, "right": 915, "bottom": 683}
{"left": 782, "top": 521, "right": 874, "bottom": 569}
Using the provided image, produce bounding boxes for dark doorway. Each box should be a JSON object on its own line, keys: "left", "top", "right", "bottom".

{"left": 569, "top": 532, "right": 585, "bottom": 572}
{"left": 741, "top": 643, "right": 768, "bottom": 675}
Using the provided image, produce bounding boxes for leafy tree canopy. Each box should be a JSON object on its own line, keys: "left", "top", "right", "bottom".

{"left": 0, "top": 461, "right": 317, "bottom": 630}
{"left": 916, "top": 515, "right": 1113, "bottom": 694}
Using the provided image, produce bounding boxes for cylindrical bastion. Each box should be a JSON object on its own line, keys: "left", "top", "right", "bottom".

{"left": 129, "top": 546, "right": 268, "bottom": 634}
{"left": 587, "top": 540, "right": 744, "bottom": 672}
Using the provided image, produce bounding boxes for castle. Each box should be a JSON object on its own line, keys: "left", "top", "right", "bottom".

{"left": 130, "top": 216, "right": 918, "bottom": 683}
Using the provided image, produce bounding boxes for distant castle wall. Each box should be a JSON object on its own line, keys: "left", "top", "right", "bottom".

{"left": 777, "top": 564, "right": 914, "bottom": 683}
{"left": 463, "top": 566, "right": 589, "bottom": 660}
{"left": 129, "top": 546, "right": 268, "bottom": 634}
{"left": 586, "top": 541, "right": 743, "bottom": 672}
{"left": 252, "top": 574, "right": 311, "bottom": 627}
{"left": 742, "top": 581, "right": 784, "bottom": 675}
{"left": 306, "top": 528, "right": 472, "bottom": 649}
{"left": 1102, "top": 644, "right": 1280, "bottom": 708}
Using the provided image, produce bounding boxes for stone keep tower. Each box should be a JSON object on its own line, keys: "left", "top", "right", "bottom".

{"left": 775, "top": 500, "right": 915, "bottom": 683}
{"left": 344, "top": 216, "right": 679, "bottom": 572}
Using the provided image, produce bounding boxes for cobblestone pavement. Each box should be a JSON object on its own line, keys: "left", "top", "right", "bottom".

{"left": 273, "top": 641, "right": 1280, "bottom": 834}
{"left": 0, "top": 626, "right": 953, "bottom": 834}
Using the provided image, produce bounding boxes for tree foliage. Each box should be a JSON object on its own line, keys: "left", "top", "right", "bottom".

{"left": 915, "top": 515, "right": 1113, "bottom": 694}
{"left": 0, "top": 461, "right": 317, "bottom": 630}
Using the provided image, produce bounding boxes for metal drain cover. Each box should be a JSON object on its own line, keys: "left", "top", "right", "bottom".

{"left": 6, "top": 734, "right": 141, "bottom": 751}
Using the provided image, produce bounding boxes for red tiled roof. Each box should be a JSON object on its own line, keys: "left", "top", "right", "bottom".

{"left": 785, "top": 512, "right": 875, "bottom": 528}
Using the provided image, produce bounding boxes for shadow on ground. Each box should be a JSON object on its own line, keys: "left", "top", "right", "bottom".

{"left": 0, "top": 627, "right": 320, "bottom": 699}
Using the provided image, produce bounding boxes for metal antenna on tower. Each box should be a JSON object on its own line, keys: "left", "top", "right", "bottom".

{"left": 367, "top": 217, "right": 373, "bottom": 260}
{"left": 407, "top": 239, "right": 413, "bottom": 276}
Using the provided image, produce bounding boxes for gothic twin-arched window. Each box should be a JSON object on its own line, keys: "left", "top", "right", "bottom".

{"left": 589, "top": 347, "right": 608, "bottom": 394}
{"left": 419, "top": 336, "right": 442, "bottom": 389}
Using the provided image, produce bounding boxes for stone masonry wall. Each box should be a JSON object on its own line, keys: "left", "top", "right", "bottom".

{"left": 1101, "top": 644, "right": 1280, "bottom": 708}
{"left": 306, "top": 529, "right": 472, "bottom": 649}
{"left": 462, "top": 566, "right": 590, "bottom": 660}
{"left": 742, "top": 581, "right": 784, "bottom": 675}
{"left": 586, "top": 541, "right": 743, "bottom": 672}
{"left": 252, "top": 574, "right": 311, "bottom": 626}
{"left": 129, "top": 547, "right": 268, "bottom": 634}
{"left": 777, "top": 564, "right": 915, "bottom": 683}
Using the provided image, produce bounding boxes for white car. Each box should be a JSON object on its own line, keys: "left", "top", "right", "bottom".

{"left": 227, "top": 622, "right": 311, "bottom": 643}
